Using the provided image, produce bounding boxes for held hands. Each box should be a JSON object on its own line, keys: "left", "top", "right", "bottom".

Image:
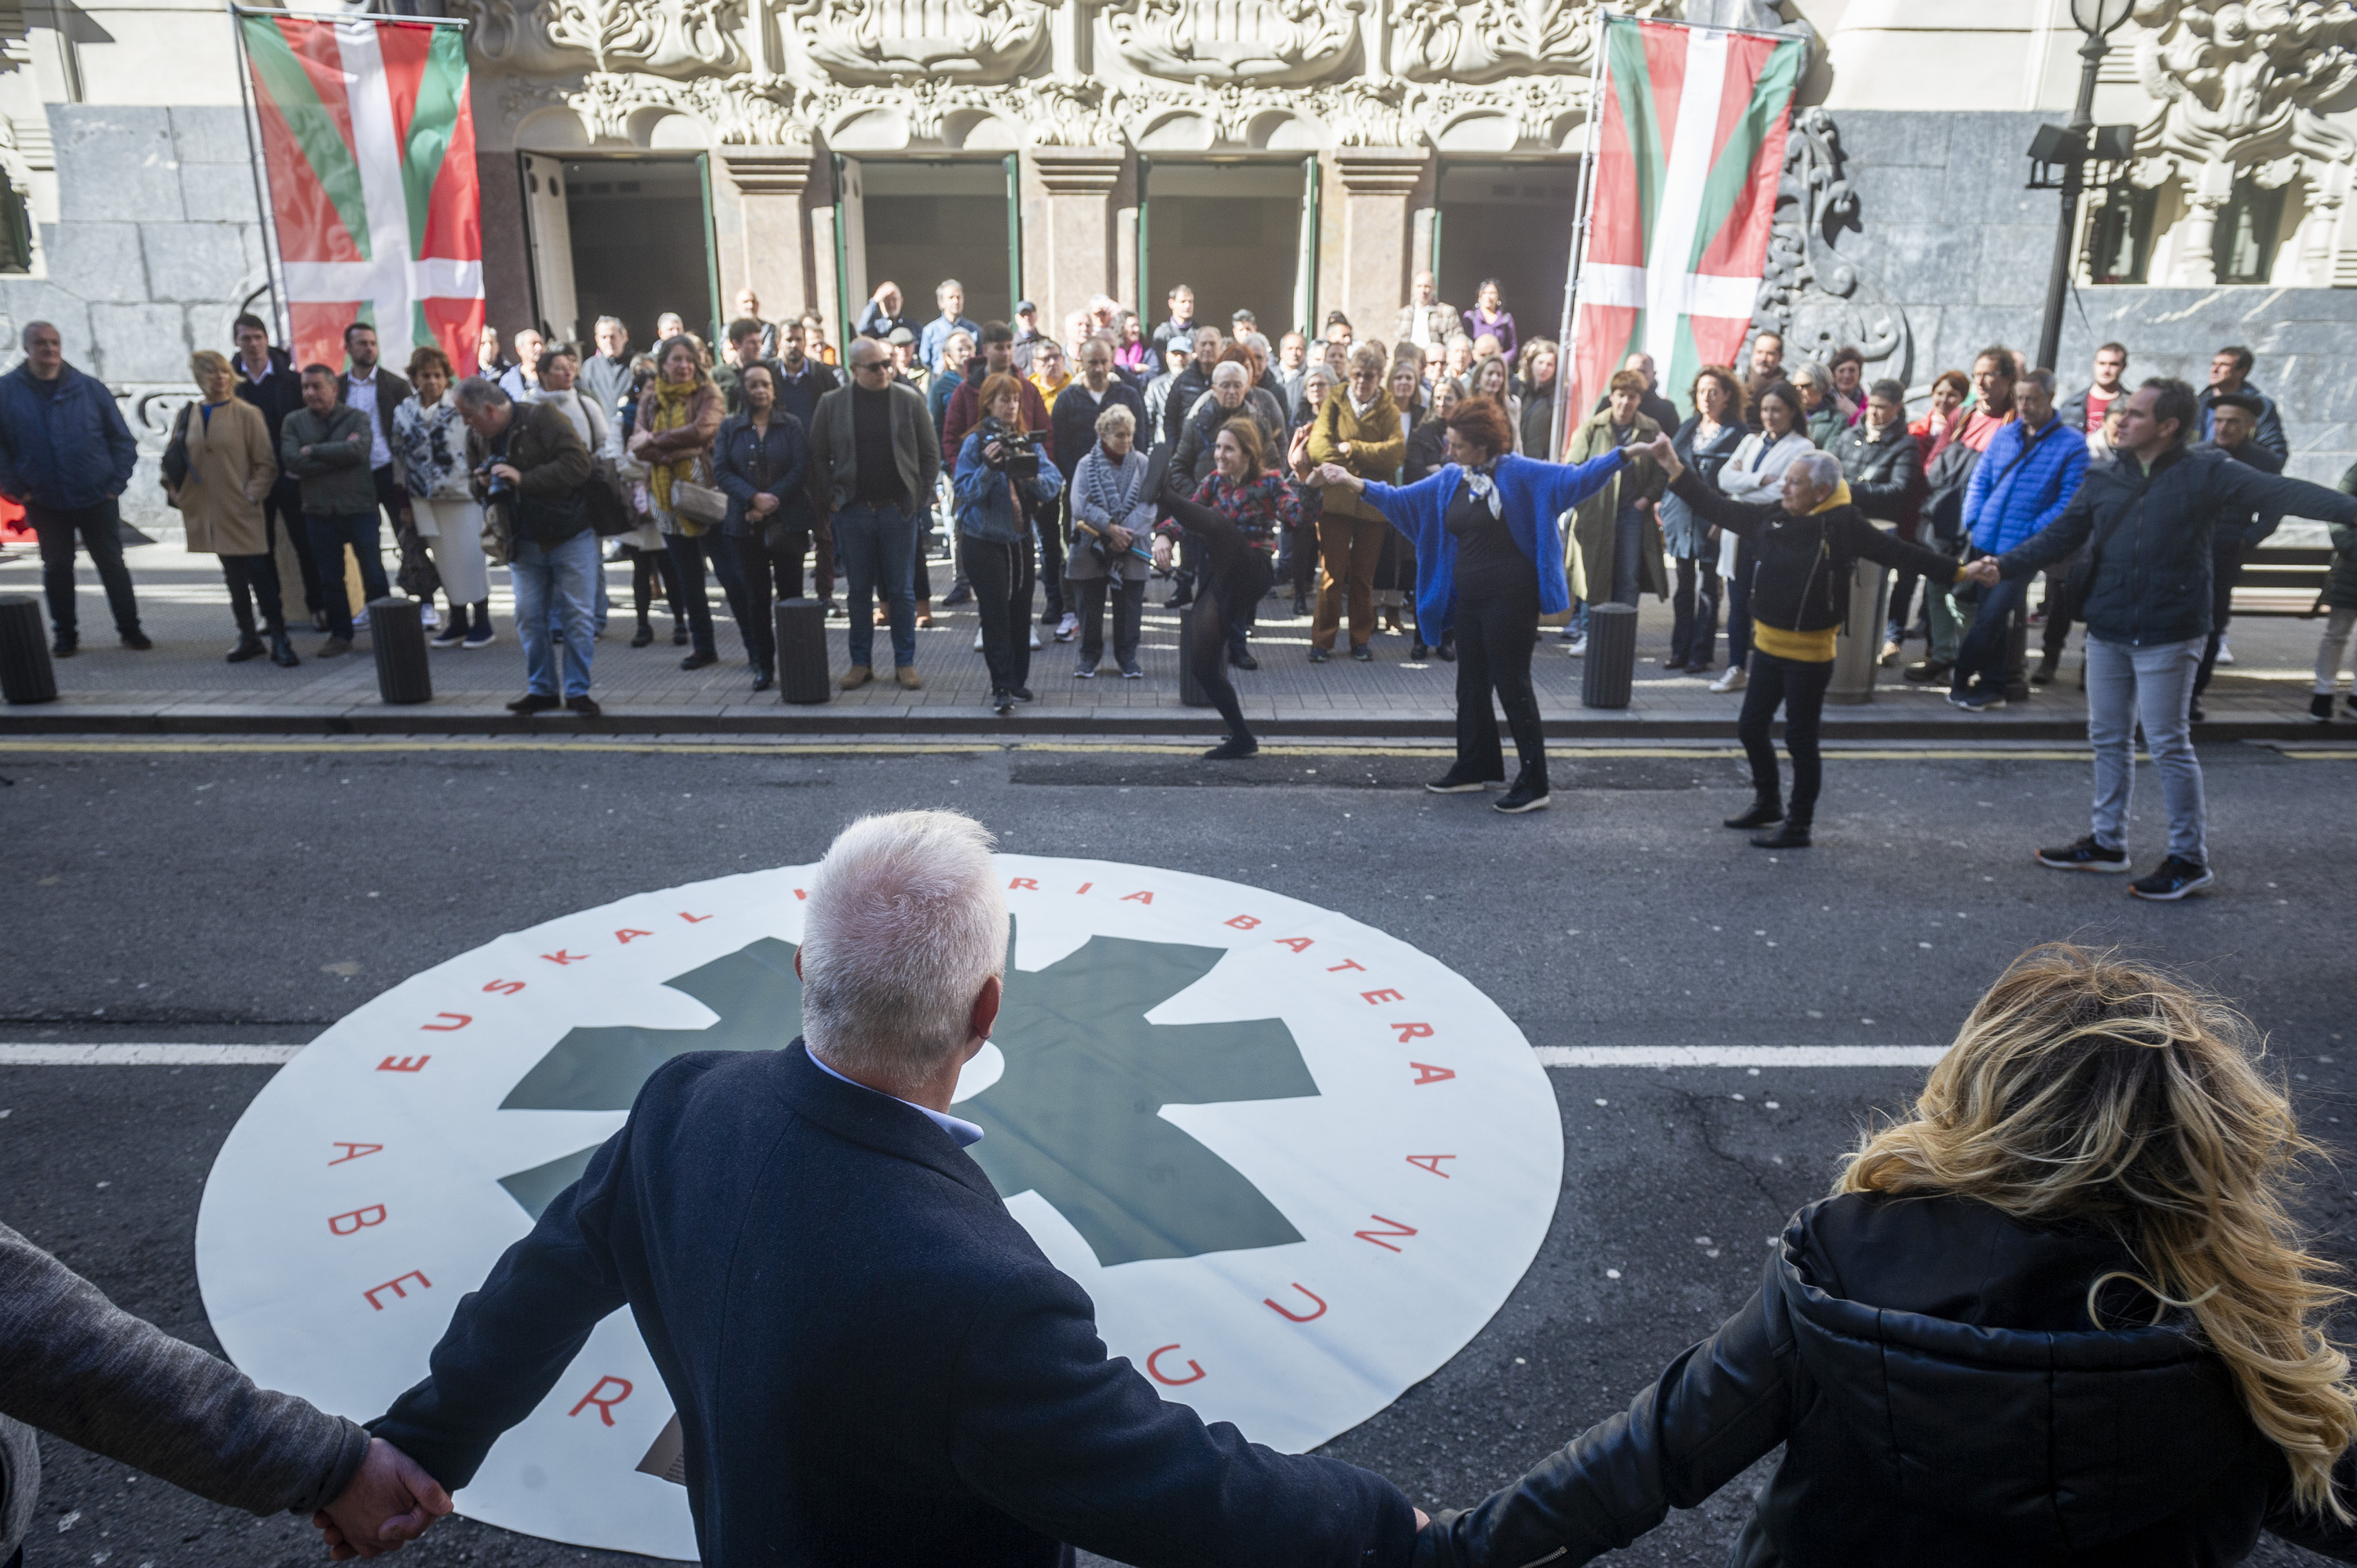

{"left": 1313, "top": 461, "right": 1361, "bottom": 492}
{"left": 1963, "top": 556, "right": 2003, "bottom": 587}
{"left": 750, "top": 492, "right": 779, "bottom": 518}
{"left": 1107, "top": 523, "right": 1133, "bottom": 551}
{"left": 1640, "top": 433, "right": 1682, "bottom": 482}
{"left": 313, "top": 1438, "right": 453, "bottom": 1560}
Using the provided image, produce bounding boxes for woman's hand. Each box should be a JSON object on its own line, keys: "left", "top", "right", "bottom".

{"left": 627, "top": 430, "right": 652, "bottom": 457}
{"left": 1107, "top": 524, "right": 1133, "bottom": 551}
{"left": 1314, "top": 461, "right": 1362, "bottom": 493}
{"left": 1152, "top": 537, "right": 1174, "bottom": 571}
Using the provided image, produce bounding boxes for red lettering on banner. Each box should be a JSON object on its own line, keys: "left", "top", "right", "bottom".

{"left": 541, "top": 950, "right": 588, "bottom": 966}
{"left": 1146, "top": 1345, "right": 1206, "bottom": 1385}
{"left": 482, "top": 979, "right": 526, "bottom": 996}
{"left": 1392, "top": 1022, "right": 1434, "bottom": 1043}
{"left": 1326, "top": 958, "right": 1365, "bottom": 973}
{"left": 328, "top": 1142, "right": 383, "bottom": 1166}
{"left": 1226, "top": 914, "right": 1261, "bottom": 930}
{"left": 420, "top": 1013, "right": 471, "bottom": 1032}
{"left": 1410, "top": 1062, "right": 1457, "bottom": 1086}
{"left": 363, "top": 1271, "right": 431, "bottom": 1310}
{"left": 1010, "top": 878, "right": 1039, "bottom": 891}
{"left": 614, "top": 929, "right": 654, "bottom": 944}
{"left": 679, "top": 911, "right": 713, "bottom": 923}
{"left": 569, "top": 1377, "right": 635, "bottom": 1425}
{"left": 1361, "top": 987, "right": 1404, "bottom": 1005}
{"left": 1407, "top": 1154, "right": 1457, "bottom": 1178}
{"left": 377, "top": 1055, "right": 431, "bottom": 1073}
{"left": 1354, "top": 1215, "right": 1418, "bottom": 1253}
{"left": 328, "top": 1204, "right": 388, "bottom": 1236}
{"left": 794, "top": 889, "right": 808, "bottom": 900}
{"left": 1120, "top": 891, "right": 1154, "bottom": 905}
{"left": 1275, "top": 937, "right": 1314, "bottom": 954}
{"left": 1075, "top": 881, "right": 1093, "bottom": 896}
{"left": 1264, "top": 1284, "right": 1329, "bottom": 1322}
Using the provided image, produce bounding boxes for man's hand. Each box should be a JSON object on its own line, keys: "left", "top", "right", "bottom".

{"left": 489, "top": 463, "right": 522, "bottom": 485}
{"left": 312, "top": 1438, "right": 452, "bottom": 1560}
{"left": 1641, "top": 432, "right": 1681, "bottom": 481}
{"left": 1963, "top": 556, "right": 2003, "bottom": 587}
{"left": 346, "top": 430, "right": 365, "bottom": 443}
{"left": 1152, "top": 537, "right": 1174, "bottom": 570}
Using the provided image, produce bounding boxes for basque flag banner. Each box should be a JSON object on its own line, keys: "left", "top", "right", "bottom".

{"left": 238, "top": 11, "right": 484, "bottom": 376}
{"left": 1566, "top": 16, "right": 1805, "bottom": 447}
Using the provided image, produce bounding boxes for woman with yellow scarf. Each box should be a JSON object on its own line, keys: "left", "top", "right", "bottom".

{"left": 629, "top": 335, "right": 731, "bottom": 671}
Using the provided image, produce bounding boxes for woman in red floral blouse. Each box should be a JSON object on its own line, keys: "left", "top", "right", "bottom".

{"left": 1153, "top": 416, "right": 1317, "bottom": 759}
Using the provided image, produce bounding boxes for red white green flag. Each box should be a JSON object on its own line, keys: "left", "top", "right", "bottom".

{"left": 1564, "top": 16, "right": 1805, "bottom": 452}
{"left": 238, "top": 12, "right": 483, "bottom": 377}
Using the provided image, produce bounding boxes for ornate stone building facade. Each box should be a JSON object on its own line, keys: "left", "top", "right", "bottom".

{"left": 5, "top": 0, "right": 2357, "bottom": 504}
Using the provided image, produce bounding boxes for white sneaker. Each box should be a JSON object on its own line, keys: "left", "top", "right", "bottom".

{"left": 1057, "top": 611, "right": 1079, "bottom": 640}
{"left": 973, "top": 628, "right": 984, "bottom": 650}
{"left": 1710, "top": 665, "right": 1747, "bottom": 693}
{"left": 1563, "top": 634, "right": 1588, "bottom": 658}
{"left": 1028, "top": 628, "right": 1041, "bottom": 650}
{"left": 2215, "top": 639, "right": 2234, "bottom": 666}
{"left": 420, "top": 604, "right": 440, "bottom": 630}
{"left": 351, "top": 608, "right": 371, "bottom": 632}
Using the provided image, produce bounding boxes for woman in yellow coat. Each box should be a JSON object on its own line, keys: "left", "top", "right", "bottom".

{"left": 167, "top": 349, "right": 296, "bottom": 666}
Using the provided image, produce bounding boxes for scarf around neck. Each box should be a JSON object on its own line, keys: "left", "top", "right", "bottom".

{"left": 647, "top": 376, "right": 705, "bottom": 512}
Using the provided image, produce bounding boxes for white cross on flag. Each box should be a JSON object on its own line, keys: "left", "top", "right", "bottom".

{"left": 1565, "top": 16, "right": 1805, "bottom": 449}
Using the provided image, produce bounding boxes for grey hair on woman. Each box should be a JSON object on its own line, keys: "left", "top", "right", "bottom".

{"left": 1789, "top": 450, "right": 1843, "bottom": 493}
{"left": 797, "top": 811, "right": 1007, "bottom": 1092}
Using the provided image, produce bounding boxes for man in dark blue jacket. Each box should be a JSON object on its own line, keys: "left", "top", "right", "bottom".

{"left": 2187, "top": 392, "right": 2282, "bottom": 720}
{"left": 368, "top": 811, "right": 1421, "bottom": 1567}
{"left": 1949, "top": 368, "right": 2089, "bottom": 711}
{"left": 1969, "top": 378, "right": 2357, "bottom": 899}
{"left": 0, "top": 321, "right": 146, "bottom": 654}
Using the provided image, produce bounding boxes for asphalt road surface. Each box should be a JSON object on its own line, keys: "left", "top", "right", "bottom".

{"left": 2, "top": 736, "right": 2352, "bottom": 1567}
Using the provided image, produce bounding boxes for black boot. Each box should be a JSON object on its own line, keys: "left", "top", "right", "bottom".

{"left": 1724, "top": 797, "right": 1784, "bottom": 830}
{"left": 226, "top": 626, "right": 266, "bottom": 662}
{"left": 1751, "top": 815, "right": 1812, "bottom": 849}
{"left": 631, "top": 618, "right": 655, "bottom": 649}
{"left": 269, "top": 628, "right": 301, "bottom": 667}
{"left": 1290, "top": 592, "right": 1310, "bottom": 617}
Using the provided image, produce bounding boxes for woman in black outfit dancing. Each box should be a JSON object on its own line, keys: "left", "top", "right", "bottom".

{"left": 1152, "top": 416, "right": 1314, "bottom": 760}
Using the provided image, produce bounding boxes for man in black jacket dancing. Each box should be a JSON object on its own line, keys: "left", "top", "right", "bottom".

{"left": 1963, "top": 377, "right": 2357, "bottom": 899}
{"left": 365, "top": 810, "right": 1424, "bottom": 1567}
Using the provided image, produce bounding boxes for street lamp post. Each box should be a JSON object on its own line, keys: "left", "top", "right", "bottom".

{"left": 2035, "top": 0, "right": 2135, "bottom": 374}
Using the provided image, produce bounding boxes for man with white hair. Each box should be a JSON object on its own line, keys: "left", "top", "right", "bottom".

{"left": 1393, "top": 270, "right": 1457, "bottom": 354}
{"left": 368, "top": 811, "right": 1425, "bottom": 1566}
{"left": 1649, "top": 434, "right": 1973, "bottom": 848}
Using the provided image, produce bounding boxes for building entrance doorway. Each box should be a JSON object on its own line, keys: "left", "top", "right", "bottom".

{"left": 1139, "top": 158, "right": 1317, "bottom": 341}
{"left": 1434, "top": 160, "right": 1579, "bottom": 356}
{"left": 829, "top": 156, "right": 1020, "bottom": 343}
{"left": 520, "top": 152, "right": 720, "bottom": 349}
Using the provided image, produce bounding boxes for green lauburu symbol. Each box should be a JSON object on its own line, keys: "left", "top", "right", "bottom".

{"left": 499, "top": 925, "right": 1319, "bottom": 1265}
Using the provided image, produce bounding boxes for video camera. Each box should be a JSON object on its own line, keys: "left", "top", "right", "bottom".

{"left": 979, "top": 416, "right": 1043, "bottom": 477}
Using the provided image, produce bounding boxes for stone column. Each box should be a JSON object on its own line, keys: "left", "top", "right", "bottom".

{"left": 718, "top": 145, "right": 817, "bottom": 319}
{"left": 2167, "top": 163, "right": 2233, "bottom": 286}
{"left": 1332, "top": 148, "right": 1426, "bottom": 343}
{"left": 1025, "top": 146, "right": 1123, "bottom": 339}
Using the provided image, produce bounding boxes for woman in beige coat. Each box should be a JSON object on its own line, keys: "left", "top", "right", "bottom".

{"left": 170, "top": 350, "right": 296, "bottom": 665}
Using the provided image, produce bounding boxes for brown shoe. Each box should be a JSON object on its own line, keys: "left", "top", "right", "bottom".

{"left": 839, "top": 664, "right": 873, "bottom": 691}
{"left": 895, "top": 665, "right": 923, "bottom": 691}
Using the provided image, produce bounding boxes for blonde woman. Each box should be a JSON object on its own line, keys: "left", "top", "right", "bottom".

{"left": 1422, "top": 943, "right": 2357, "bottom": 1566}
{"left": 629, "top": 335, "right": 730, "bottom": 670}
{"left": 167, "top": 350, "right": 291, "bottom": 665}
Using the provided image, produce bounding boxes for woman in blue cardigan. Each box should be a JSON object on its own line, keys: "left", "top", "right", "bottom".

{"left": 1316, "top": 395, "right": 1626, "bottom": 813}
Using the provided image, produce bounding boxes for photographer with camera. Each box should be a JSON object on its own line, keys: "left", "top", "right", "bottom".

{"left": 954, "top": 373, "right": 1063, "bottom": 714}
{"left": 455, "top": 376, "right": 598, "bottom": 716}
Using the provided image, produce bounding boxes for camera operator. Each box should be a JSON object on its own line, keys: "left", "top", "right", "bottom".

{"left": 454, "top": 377, "right": 599, "bottom": 717}
{"left": 954, "top": 373, "right": 1063, "bottom": 714}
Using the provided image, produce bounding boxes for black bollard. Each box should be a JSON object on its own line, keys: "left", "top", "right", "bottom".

{"left": 1178, "top": 603, "right": 1213, "bottom": 708}
{"left": 0, "top": 595, "right": 57, "bottom": 705}
{"left": 368, "top": 596, "right": 432, "bottom": 705}
{"left": 1581, "top": 602, "right": 1637, "bottom": 709}
{"left": 775, "top": 599, "right": 830, "bottom": 704}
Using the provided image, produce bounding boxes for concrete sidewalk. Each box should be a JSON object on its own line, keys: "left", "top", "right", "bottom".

{"left": 0, "top": 533, "right": 2339, "bottom": 738}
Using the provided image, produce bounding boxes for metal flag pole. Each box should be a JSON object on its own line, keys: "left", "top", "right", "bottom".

{"left": 226, "top": 2, "right": 287, "bottom": 344}
{"left": 1551, "top": 6, "right": 1607, "bottom": 463}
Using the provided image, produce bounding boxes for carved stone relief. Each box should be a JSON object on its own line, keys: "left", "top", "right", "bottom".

{"left": 461, "top": 0, "right": 746, "bottom": 80}
{"left": 1752, "top": 108, "right": 1912, "bottom": 385}
{"left": 1391, "top": 0, "right": 1675, "bottom": 83}
{"left": 783, "top": 0, "right": 1051, "bottom": 84}
{"left": 1100, "top": 0, "right": 1362, "bottom": 86}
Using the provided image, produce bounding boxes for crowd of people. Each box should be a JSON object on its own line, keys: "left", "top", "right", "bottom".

{"left": 5, "top": 278, "right": 2357, "bottom": 875}
{"left": 4, "top": 811, "right": 2357, "bottom": 1567}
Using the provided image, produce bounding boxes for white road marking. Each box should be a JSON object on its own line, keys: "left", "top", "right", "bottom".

{"left": 1538, "top": 1046, "right": 1945, "bottom": 1068}
{"left": 0, "top": 1044, "right": 303, "bottom": 1065}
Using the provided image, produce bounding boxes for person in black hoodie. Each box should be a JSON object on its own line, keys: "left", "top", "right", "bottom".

{"left": 1650, "top": 436, "right": 1967, "bottom": 848}
{"left": 1415, "top": 943, "right": 2357, "bottom": 1568}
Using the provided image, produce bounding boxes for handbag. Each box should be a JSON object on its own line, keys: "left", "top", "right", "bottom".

{"left": 586, "top": 456, "right": 635, "bottom": 537}
{"left": 671, "top": 479, "right": 730, "bottom": 529}
{"left": 159, "top": 404, "right": 193, "bottom": 505}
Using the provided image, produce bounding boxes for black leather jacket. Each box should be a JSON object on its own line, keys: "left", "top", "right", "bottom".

{"left": 1417, "top": 1194, "right": 2357, "bottom": 1568}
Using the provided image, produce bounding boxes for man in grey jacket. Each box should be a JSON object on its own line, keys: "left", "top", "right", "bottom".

{"left": 281, "top": 364, "right": 387, "bottom": 657}
{"left": 808, "top": 336, "right": 940, "bottom": 691}
{"left": 1, "top": 1218, "right": 449, "bottom": 1565}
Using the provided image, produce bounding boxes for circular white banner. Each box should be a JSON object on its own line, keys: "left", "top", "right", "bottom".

{"left": 197, "top": 857, "right": 1562, "bottom": 1559}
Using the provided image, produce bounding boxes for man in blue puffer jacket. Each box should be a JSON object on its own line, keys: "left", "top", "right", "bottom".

{"left": 1948, "top": 368, "right": 2088, "bottom": 710}
{"left": 0, "top": 321, "right": 145, "bottom": 654}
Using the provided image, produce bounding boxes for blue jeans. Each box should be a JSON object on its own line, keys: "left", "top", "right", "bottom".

{"left": 303, "top": 511, "right": 387, "bottom": 639}
{"left": 1952, "top": 570, "right": 2026, "bottom": 695}
{"left": 834, "top": 500, "right": 919, "bottom": 669}
{"left": 2085, "top": 634, "right": 2205, "bottom": 865}
{"left": 512, "top": 529, "right": 599, "bottom": 698}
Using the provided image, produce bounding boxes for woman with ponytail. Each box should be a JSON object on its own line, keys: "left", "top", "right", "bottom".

{"left": 1419, "top": 943, "right": 2357, "bottom": 1566}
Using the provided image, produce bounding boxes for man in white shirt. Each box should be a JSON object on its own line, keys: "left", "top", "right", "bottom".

{"left": 334, "top": 322, "right": 415, "bottom": 625}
